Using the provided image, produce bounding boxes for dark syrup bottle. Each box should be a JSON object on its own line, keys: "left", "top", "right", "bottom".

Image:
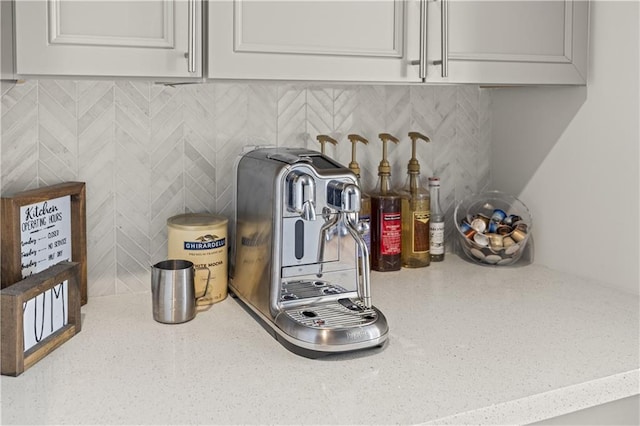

{"left": 370, "top": 133, "right": 402, "bottom": 272}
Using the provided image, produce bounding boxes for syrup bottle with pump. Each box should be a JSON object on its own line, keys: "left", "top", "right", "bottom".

{"left": 399, "top": 132, "right": 431, "bottom": 268}
{"left": 370, "top": 133, "right": 402, "bottom": 272}
{"left": 346, "top": 134, "right": 372, "bottom": 261}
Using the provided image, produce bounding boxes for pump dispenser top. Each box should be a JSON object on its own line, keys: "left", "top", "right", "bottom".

{"left": 316, "top": 134, "right": 337, "bottom": 155}
{"left": 347, "top": 133, "right": 368, "bottom": 179}
{"left": 407, "top": 132, "right": 430, "bottom": 176}
{"left": 376, "top": 133, "right": 399, "bottom": 195}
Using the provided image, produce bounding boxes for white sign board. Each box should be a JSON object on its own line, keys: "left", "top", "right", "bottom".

{"left": 20, "top": 195, "right": 72, "bottom": 351}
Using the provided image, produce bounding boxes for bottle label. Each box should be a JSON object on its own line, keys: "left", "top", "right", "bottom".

{"left": 412, "top": 211, "right": 430, "bottom": 253}
{"left": 381, "top": 212, "right": 401, "bottom": 255}
{"left": 429, "top": 221, "right": 445, "bottom": 255}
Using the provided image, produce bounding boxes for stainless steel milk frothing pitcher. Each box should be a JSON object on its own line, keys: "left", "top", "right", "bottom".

{"left": 151, "top": 259, "right": 211, "bottom": 324}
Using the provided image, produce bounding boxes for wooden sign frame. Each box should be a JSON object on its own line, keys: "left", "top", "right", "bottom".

{"left": 1, "top": 262, "right": 82, "bottom": 376}
{"left": 1, "top": 182, "right": 87, "bottom": 305}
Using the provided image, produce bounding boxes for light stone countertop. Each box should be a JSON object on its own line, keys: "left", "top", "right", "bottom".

{"left": 1, "top": 256, "right": 638, "bottom": 425}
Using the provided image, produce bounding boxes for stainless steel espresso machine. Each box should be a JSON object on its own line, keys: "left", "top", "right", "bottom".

{"left": 230, "top": 147, "right": 389, "bottom": 357}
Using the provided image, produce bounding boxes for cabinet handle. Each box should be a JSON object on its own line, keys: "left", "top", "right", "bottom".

{"left": 187, "top": 0, "right": 196, "bottom": 73}
{"left": 410, "top": 0, "right": 427, "bottom": 79}
{"left": 419, "top": 0, "right": 427, "bottom": 79}
{"left": 440, "top": 0, "right": 449, "bottom": 77}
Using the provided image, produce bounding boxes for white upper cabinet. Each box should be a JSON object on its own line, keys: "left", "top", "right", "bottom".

{"left": 14, "top": 0, "right": 202, "bottom": 78}
{"left": 423, "top": 0, "right": 589, "bottom": 85}
{"left": 12, "top": 0, "right": 588, "bottom": 84}
{"left": 207, "top": 0, "right": 422, "bottom": 82}
{"left": 208, "top": 0, "right": 589, "bottom": 85}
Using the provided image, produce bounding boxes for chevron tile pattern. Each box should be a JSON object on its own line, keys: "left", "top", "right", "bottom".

{"left": 78, "top": 81, "right": 115, "bottom": 296}
{"left": 1, "top": 80, "right": 38, "bottom": 195}
{"left": 1, "top": 80, "right": 492, "bottom": 298}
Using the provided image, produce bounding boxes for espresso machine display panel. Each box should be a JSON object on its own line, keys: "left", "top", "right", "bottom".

{"left": 230, "top": 147, "right": 389, "bottom": 357}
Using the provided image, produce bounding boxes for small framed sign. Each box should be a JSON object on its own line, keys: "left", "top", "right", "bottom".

{"left": 1, "top": 261, "right": 82, "bottom": 376}
{"left": 1, "top": 182, "right": 87, "bottom": 305}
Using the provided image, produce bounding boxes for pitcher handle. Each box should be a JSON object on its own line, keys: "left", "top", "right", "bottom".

{"left": 194, "top": 265, "right": 211, "bottom": 302}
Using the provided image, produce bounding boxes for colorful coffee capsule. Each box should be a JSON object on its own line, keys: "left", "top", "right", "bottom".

{"left": 504, "top": 214, "right": 522, "bottom": 226}
{"left": 491, "top": 209, "right": 507, "bottom": 223}
{"left": 459, "top": 220, "right": 476, "bottom": 239}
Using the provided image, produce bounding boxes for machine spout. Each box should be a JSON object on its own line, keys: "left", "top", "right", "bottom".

{"left": 287, "top": 172, "right": 317, "bottom": 221}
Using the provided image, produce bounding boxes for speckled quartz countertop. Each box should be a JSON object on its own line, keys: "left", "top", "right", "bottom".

{"left": 2, "top": 256, "right": 638, "bottom": 425}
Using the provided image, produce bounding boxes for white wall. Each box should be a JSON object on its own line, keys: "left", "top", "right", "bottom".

{"left": 491, "top": 1, "right": 640, "bottom": 295}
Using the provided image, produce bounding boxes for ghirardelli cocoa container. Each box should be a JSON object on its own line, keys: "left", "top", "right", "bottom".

{"left": 167, "top": 213, "right": 228, "bottom": 306}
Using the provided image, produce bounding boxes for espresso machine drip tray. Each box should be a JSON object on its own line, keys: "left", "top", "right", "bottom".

{"left": 273, "top": 296, "right": 387, "bottom": 357}
{"left": 284, "top": 298, "right": 378, "bottom": 329}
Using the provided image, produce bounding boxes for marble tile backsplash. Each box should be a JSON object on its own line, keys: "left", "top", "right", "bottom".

{"left": 1, "top": 80, "right": 491, "bottom": 298}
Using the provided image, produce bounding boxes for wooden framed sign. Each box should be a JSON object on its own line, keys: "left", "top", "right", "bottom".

{"left": 1, "top": 182, "right": 87, "bottom": 305}
{"left": 1, "top": 261, "right": 82, "bottom": 376}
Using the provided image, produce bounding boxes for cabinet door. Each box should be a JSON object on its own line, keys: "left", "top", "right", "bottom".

{"left": 424, "top": 0, "right": 589, "bottom": 85}
{"left": 208, "top": 0, "right": 421, "bottom": 82}
{"left": 15, "top": 0, "right": 202, "bottom": 78}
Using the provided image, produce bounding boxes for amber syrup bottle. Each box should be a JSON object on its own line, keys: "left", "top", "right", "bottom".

{"left": 370, "top": 133, "right": 402, "bottom": 272}
{"left": 399, "top": 132, "right": 431, "bottom": 268}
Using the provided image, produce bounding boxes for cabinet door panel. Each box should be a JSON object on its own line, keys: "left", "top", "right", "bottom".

{"left": 15, "top": 0, "right": 201, "bottom": 78}
{"left": 425, "top": 0, "right": 588, "bottom": 85}
{"left": 209, "top": 0, "right": 420, "bottom": 82}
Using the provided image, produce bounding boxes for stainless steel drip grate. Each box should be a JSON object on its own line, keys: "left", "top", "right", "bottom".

{"left": 285, "top": 299, "right": 377, "bottom": 329}
{"left": 280, "top": 279, "right": 348, "bottom": 301}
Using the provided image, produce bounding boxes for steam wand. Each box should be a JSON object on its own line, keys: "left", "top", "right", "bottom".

{"left": 321, "top": 181, "right": 372, "bottom": 308}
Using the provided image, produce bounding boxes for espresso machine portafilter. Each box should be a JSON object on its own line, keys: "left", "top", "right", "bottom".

{"left": 230, "top": 147, "right": 389, "bottom": 357}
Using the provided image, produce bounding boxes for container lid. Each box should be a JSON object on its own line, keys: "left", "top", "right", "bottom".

{"left": 167, "top": 213, "right": 228, "bottom": 230}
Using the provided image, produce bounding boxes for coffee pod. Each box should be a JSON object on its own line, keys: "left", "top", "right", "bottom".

{"left": 487, "top": 233, "right": 503, "bottom": 250}
{"left": 511, "top": 227, "right": 527, "bottom": 242}
{"left": 504, "top": 242, "right": 521, "bottom": 255}
{"left": 504, "top": 214, "right": 522, "bottom": 226}
{"left": 503, "top": 236, "right": 516, "bottom": 248}
{"left": 471, "top": 216, "right": 488, "bottom": 233}
{"left": 490, "top": 209, "right": 507, "bottom": 223}
{"left": 473, "top": 232, "right": 489, "bottom": 247}
{"left": 497, "top": 225, "right": 511, "bottom": 236}
{"left": 459, "top": 220, "right": 476, "bottom": 239}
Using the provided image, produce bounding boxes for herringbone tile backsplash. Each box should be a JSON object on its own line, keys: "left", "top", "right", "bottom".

{"left": 1, "top": 81, "right": 491, "bottom": 298}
